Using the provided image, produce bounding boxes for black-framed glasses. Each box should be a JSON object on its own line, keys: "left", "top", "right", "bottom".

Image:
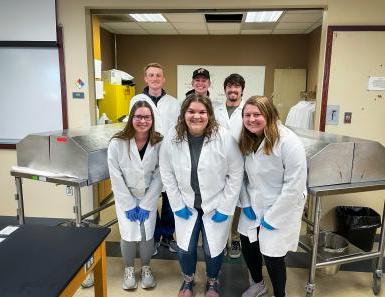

{"left": 133, "top": 115, "right": 152, "bottom": 121}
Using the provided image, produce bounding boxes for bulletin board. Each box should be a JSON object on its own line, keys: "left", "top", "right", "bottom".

{"left": 177, "top": 65, "right": 265, "bottom": 103}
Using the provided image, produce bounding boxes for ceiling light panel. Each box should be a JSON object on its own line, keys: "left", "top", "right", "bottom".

{"left": 129, "top": 13, "right": 166, "bottom": 22}
{"left": 245, "top": 11, "right": 283, "bottom": 22}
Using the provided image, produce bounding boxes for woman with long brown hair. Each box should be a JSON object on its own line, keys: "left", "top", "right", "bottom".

{"left": 108, "top": 100, "right": 163, "bottom": 291}
{"left": 160, "top": 93, "right": 244, "bottom": 297}
{"left": 237, "top": 96, "right": 307, "bottom": 297}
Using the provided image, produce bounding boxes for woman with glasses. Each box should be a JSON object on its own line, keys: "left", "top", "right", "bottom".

{"left": 159, "top": 93, "right": 244, "bottom": 297}
{"left": 237, "top": 96, "right": 307, "bottom": 297}
{"left": 108, "top": 100, "right": 163, "bottom": 291}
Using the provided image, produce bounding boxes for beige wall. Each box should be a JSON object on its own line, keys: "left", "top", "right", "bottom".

{"left": 100, "top": 27, "right": 115, "bottom": 71}
{"left": 2, "top": 0, "right": 385, "bottom": 222}
{"left": 117, "top": 34, "right": 309, "bottom": 98}
{"left": 306, "top": 26, "right": 321, "bottom": 92}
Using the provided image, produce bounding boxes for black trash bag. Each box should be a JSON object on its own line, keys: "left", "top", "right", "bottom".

{"left": 336, "top": 206, "right": 381, "bottom": 252}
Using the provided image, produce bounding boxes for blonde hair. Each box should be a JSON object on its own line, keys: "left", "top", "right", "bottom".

{"left": 144, "top": 62, "right": 165, "bottom": 76}
{"left": 239, "top": 96, "right": 280, "bottom": 156}
{"left": 174, "top": 93, "right": 218, "bottom": 142}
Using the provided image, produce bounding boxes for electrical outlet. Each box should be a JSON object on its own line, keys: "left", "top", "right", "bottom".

{"left": 65, "top": 186, "right": 73, "bottom": 196}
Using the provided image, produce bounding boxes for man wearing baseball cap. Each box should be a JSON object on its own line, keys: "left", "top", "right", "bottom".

{"left": 185, "top": 68, "right": 211, "bottom": 97}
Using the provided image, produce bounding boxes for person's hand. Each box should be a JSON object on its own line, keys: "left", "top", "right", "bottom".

{"left": 125, "top": 207, "right": 138, "bottom": 222}
{"left": 175, "top": 206, "right": 192, "bottom": 220}
{"left": 137, "top": 207, "right": 150, "bottom": 223}
{"left": 211, "top": 210, "right": 228, "bottom": 223}
{"left": 261, "top": 217, "right": 276, "bottom": 231}
{"left": 243, "top": 207, "right": 257, "bottom": 220}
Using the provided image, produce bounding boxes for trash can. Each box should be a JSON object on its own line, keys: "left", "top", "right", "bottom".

{"left": 336, "top": 206, "right": 381, "bottom": 252}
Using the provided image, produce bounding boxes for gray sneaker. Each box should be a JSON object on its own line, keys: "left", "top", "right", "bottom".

{"left": 81, "top": 272, "right": 94, "bottom": 288}
{"left": 141, "top": 266, "right": 156, "bottom": 289}
{"left": 242, "top": 280, "right": 267, "bottom": 297}
{"left": 122, "top": 266, "right": 137, "bottom": 290}
{"left": 229, "top": 240, "right": 241, "bottom": 258}
{"left": 153, "top": 241, "right": 160, "bottom": 256}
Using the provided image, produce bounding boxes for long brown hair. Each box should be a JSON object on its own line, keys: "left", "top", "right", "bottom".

{"left": 111, "top": 100, "right": 163, "bottom": 145}
{"left": 174, "top": 93, "right": 218, "bottom": 142}
{"left": 239, "top": 96, "right": 280, "bottom": 156}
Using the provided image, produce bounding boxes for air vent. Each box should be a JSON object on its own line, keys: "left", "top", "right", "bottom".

{"left": 205, "top": 14, "right": 243, "bottom": 23}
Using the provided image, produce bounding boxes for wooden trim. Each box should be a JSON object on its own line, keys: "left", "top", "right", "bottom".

{"left": 57, "top": 25, "right": 69, "bottom": 129}
{"left": 0, "top": 144, "right": 16, "bottom": 149}
{"left": 319, "top": 25, "right": 385, "bottom": 132}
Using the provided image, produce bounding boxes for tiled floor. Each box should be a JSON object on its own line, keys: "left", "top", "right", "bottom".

{"left": 74, "top": 256, "right": 383, "bottom": 297}
{"left": 72, "top": 202, "right": 385, "bottom": 297}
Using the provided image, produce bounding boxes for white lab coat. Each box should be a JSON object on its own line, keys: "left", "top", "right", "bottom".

{"left": 159, "top": 127, "right": 244, "bottom": 257}
{"left": 213, "top": 100, "right": 244, "bottom": 142}
{"left": 238, "top": 124, "right": 307, "bottom": 257}
{"left": 107, "top": 138, "right": 162, "bottom": 242}
{"left": 130, "top": 93, "right": 180, "bottom": 136}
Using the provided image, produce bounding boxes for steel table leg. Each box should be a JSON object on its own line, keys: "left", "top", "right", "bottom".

{"left": 74, "top": 186, "right": 82, "bottom": 227}
{"left": 15, "top": 177, "right": 25, "bottom": 225}
{"left": 373, "top": 199, "right": 385, "bottom": 295}
{"left": 306, "top": 194, "right": 321, "bottom": 297}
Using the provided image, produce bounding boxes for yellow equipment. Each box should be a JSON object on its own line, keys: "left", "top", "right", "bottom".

{"left": 98, "top": 83, "right": 135, "bottom": 122}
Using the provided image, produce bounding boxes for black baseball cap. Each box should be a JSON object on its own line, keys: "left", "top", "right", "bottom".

{"left": 192, "top": 68, "right": 210, "bottom": 79}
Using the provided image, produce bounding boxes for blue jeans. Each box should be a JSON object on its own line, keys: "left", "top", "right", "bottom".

{"left": 177, "top": 209, "right": 224, "bottom": 279}
{"left": 154, "top": 192, "right": 175, "bottom": 241}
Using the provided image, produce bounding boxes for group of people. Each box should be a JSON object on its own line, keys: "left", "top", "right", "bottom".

{"left": 107, "top": 63, "right": 307, "bottom": 297}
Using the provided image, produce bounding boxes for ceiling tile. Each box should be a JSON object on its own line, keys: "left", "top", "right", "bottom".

{"left": 103, "top": 22, "right": 142, "bottom": 30}
{"left": 209, "top": 30, "right": 240, "bottom": 35}
{"left": 164, "top": 13, "right": 205, "bottom": 23}
{"left": 116, "top": 29, "right": 147, "bottom": 35}
{"left": 176, "top": 29, "right": 208, "bottom": 35}
{"left": 280, "top": 13, "right": 322, "bottom": 23}
{"left": 172, "top": 22, "right": 206, "bottom": 30}
{"left": 241, "top": 29, "right": 272, "bottom": 35}
{"left": 147, "top": 29, "right": 178, "bottom": 35}
{"left": 287, "top": 10, "right": 323, "bottom": 14}
{"left": 273, "top": 29, "right": 305, "bottom": 34}
{"left": 275, "top": 22, "right": 313, "bottom": 30}
{"left": 207, "top": 23, "right": 240, "bottom": 30}
{"left": 138, "top": 22, "right": 174, "bottom": 30}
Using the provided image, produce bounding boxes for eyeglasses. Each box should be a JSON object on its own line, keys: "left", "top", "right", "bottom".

{"left": 133, "top": 115, "right": 152, "bottom": 121}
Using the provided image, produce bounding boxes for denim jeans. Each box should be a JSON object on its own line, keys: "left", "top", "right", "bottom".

{"left": 177, "top": 209, "right": 224, "bottom": 278}
{"left": 154, "top": 192, "right": 175, "bottom": 241}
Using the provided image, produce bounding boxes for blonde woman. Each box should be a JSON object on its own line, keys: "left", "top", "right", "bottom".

{"left": 238, "top": 96, "right": 307, "bottom": 297}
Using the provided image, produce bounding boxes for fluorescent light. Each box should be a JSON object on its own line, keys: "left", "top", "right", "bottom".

{"left": 245, "top": 11, "right": 283, "bottom": 23}
{"left": 129, "top": 13, "right": 167, "bottom": 22}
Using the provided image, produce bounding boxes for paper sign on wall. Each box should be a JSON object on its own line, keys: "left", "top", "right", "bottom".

{"left": 368, "top": 76, "right": 385, "bottom": 91}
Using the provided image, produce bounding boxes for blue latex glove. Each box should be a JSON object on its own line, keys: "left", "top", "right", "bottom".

{"left": 261, "top": 217, "right": 276, "bottom": 231}
{"left": 243, "top": 207, "right": 257, "bottom": 220}
{"left": 137, "top": 207, "right": 150, "bottom": 223}
{"left": 175, "top": 206, "right": 192, "bottom": 220}
{"left": 211, "top": 210, "right": 228, "bottom": 223}
{"left": 125, "top": 207, "right": 138, "bottom": 222}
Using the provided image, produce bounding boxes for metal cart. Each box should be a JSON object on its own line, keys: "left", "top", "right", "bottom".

{"left": 11, "top": 123, "right": 124, "bottom": 227}
{"left": 303, "top": 181, "right": 385, "bottom": 296}
{"left": 288, "top": 127, "right": 385, "bottom": 296}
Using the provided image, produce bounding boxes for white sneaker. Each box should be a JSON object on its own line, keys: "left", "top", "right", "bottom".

{"left": 122, "top": 266, "right": 137, "bottom": 290}
{"left": 242, "top": 280, "right": 267, "bottom": 297}
{"left": 81, "top": 273, "right": 94, "bottom": 288}
{"left": 141, "top": 265, "right": 156, "bottom": 289}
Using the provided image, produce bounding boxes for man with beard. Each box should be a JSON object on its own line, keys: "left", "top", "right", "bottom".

{"left": 213, "top": 73, "right": 246, "bottom": 259}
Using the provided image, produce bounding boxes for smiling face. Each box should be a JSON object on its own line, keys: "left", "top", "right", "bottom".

{"left": 132, "top": 107, "right": 153, "bottom": 134}
{"left": 184, "top": 101, "right": 209, "bottom": 136}
{"left": 243, "top": 104, "right": 267, "bottom": 136}
{"left": 191, "top": 75, "right": 211, "bottom": 96}
{"left": 225, "top": 84, "right": 243, "bottom": 105}
{"left": 144, "top": 66, "right": 165, "bottom": 93}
